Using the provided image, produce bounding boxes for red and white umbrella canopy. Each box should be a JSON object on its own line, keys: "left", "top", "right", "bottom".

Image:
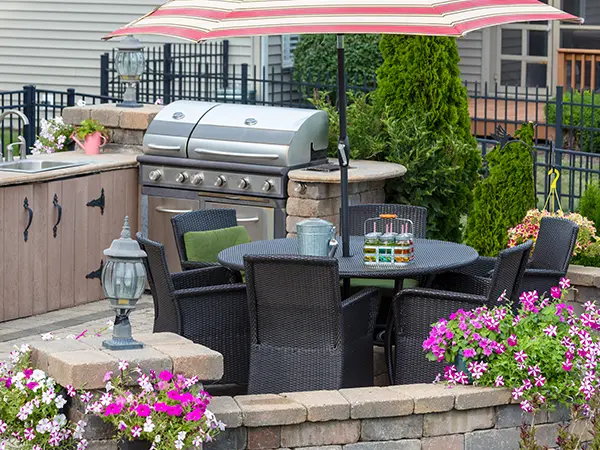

{"left": 105, "top": 0, "right": 581, "bottom": 42}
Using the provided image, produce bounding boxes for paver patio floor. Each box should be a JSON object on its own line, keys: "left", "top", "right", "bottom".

{"left": 0, "top": 294, "right": 155, "bottom": 359}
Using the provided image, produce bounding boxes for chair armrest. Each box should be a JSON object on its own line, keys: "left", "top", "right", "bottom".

{"left": 171, "top": 266, "right": 238, "bottom": 290}
{"left": 431, "top": 273, "right": 491, "bottom": 296}
{"left": 524, "top": 268, "right": 565, "bottom": 278}
{"left": 342, "top": 287, "right": 380, "bottom": 341}
{"left": 181, "top": 260, "right": 218, "bottom": 271}
{"left": 396, "top": 287, "right": 487, "bottom": 307}
{"left": 173, "top": 283, "right": 246, "bottom": 300}
{"left": 452, "top": 256, "right": 497, "bottom": 278}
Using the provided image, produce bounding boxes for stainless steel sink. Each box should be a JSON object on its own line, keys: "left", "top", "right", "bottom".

{"left": 0, "top": 160, "right": 87, "bottom": 173}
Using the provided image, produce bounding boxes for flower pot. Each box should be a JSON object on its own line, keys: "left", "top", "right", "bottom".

{"left": 118, "top": 439, "right": 152, "bottom": 450}
{"left": 455, "top": 351, "right": 474, "bottom": 384}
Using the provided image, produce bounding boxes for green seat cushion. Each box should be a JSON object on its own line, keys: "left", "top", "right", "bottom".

{"left": 349, "top": 278, "right": 420, "bottom": 290}
{"left": 184, "top": 226, "right": 251, "bottom": 263}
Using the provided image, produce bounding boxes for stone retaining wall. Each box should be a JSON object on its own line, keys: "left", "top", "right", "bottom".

{"left": 566, "top": 264, "right": 600, "bottom": 307}
{"left": 202, "top": 385, "right": 580, "bottom": 450}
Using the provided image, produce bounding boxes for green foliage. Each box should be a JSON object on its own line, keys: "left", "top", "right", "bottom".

{"left": 309, "top": 91, "right": 386, "bottom": 160}
{"left": 384, "top": 111, "right": 481, "bottom": 242}
{"left": 579, "top": 181, "right": 600, "bottom": 230}
{"left": 292, "top": 34, "right": 382, "bottom": 93}
{"left": 375, "top": 35, "right": 475, "bottom": 146}
{"left": 76, "top": 119, "right": 106, "bottom": 140}
{"left": 465, "top": 123, "right": 536, "bottom": 256}
{"left": 572, "top": 241, "right": 600, "bottom": 267}
{"left": 546, "top": 90, "right": 600, "bottom": 152}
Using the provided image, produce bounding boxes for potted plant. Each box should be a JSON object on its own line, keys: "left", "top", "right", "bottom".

{"left": 31, "top": 117, "right": 75, "bottom": 155}
{"left": 424, "top": 281, "right": 600, "bottom": 448}
{"left": 0, "top": 344, "right": 88, "bottom": 450}
{"left": 72, "top": 119, "right": 108, "bottom": 155}
{"left": 85, "top": 363, "right": 224, "bottom": 450}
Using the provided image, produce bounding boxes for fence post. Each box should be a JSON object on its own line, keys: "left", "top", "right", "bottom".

{"left": 22, "top": 85, "right": 36, "bottom": 152}
{"left": 223, "top": 40, "right": 229, "bottom": 88}
{"left": 66, "top": 88, "right": 76, "bottom": 107}
{"left": 100, "top": 53, "right": 109, "bottom": 103}
{"left": 554, "top": 85, "right": 564, "bottom": 148}
{"left": 163, "top": 43, "right": 172, "bottom": 104}
{"left": 241, "top": 64, "right": 248, "bottom": 104}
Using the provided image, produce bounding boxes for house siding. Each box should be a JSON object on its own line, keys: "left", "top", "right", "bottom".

{"left": 458, "top": 30, "right": 484, "bottom": 90}
{"left": 0, "top": 0, "right": 251, "bottom": 95}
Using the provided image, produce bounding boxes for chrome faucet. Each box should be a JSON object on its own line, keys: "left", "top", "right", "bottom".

{"left": 0, "top": 110, "right": 29, "bottom": 161}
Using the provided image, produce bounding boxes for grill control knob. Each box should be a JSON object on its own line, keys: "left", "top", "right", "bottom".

{"left": 148, "top": 169, "right": 162, "bottom": 181}
{"left": 215, "top": 175, "right": 227, "bottom": 187}
{"left": 238, "top": 178, "right": 250, "bottom": 190}
{"left": 262, "top": 180, "right": 274, "bottom": 192}
{"left": 176, "top": 172, "right": 189, "bottom": 183}
{"left": 191, "top": 173, "right": 204, "bottom": 185}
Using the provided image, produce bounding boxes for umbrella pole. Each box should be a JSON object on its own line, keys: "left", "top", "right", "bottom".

{"left": 337, "top": 34, "right": 350, "bottom": 258}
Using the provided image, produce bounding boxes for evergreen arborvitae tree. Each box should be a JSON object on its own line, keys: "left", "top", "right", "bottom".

{"left": 464, "top": 123, "right": 537, "bottom": 256}
{"left": 376, "top": 35, "right": 475, "bottom": 146}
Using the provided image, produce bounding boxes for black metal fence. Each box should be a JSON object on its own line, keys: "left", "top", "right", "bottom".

{"left": 101, "top": 41, "right": 229, "bottom": 104}
{"left": 1, "top": 85, "right": 118, "bottom": 151}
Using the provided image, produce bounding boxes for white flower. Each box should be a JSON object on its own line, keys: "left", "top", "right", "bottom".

{"left": 143, "top": 418, "right": 155, "bottom": 433}
{"left": 174, "top": 440, "right": 184, "bottom": 450}
{"left": 0, "top": 420, "right": 7, "bottom": 434}
{"left": 17, "top": 403, "right": 34, "bottom": 420}
{"left": 41, "top": 333, "right": 54, "bottom": 341}
{"left": 118, "top": 360, "right": 129, "bottom": 372}
{"left": 36, "top": 419, "right": 51, "bottom": 434}
{"left": 77, "top": 440, "right": 88, "bottom": 450}
{"left": 192, "top": 436, "right": 203, "bottom": 447}
{"left": 65, "top": 334, "right": 76, "bottom": 340}
{"left": 76, "top": 100, "right": 86, "bottom": 107}
{"left": 154, "top": 435, "right": 161, "bottom": 444}
{"left": 0, "top": 440, "right": 5, "bottom": 450}
{"left": 20, "top": 344, "right": 30, "bottom": 353}
{"left": 31, "top": 370, "right": 46, "bottom": 382}
{"left": 42, "top": 389, "right": 56, "bottom": 404}
{"left": 73, "top": 420, "right": 87, "bottom": 440}
{"left": 52, "top": 414, "right": 67, "bottom": 428}
{"left": 105, "top": 381, "right": 113, "bottom": 392}
{"left": 99, "top": 392, "right": 112, "bottom": 406}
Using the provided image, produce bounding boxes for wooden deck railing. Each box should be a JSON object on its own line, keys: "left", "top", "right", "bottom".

{"left": 558, "top": 48, "right": 600, "bottom": 91}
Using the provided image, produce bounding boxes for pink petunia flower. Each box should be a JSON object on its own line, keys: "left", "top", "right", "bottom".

{"left": 103, "top": 372, "right": 113, "bottom": 383}
{"left": 462, "top": 348, "right": 476, "bottom": 359}
{"left": 135, "top": 404, "right": 152, "bottom": 418}
{"left": 559, "top": 278, "right": 571, "bottom": 289}
{"left": 508, "top": 335, "right": 518, "bottom": 347}
{"left": 130, "top": 427, "right": 142, "bottom": 439}
{"left": 543, "top": 325, "right": 558, "bottom": 337}
{"left": 495, "top": 376, "right": 505, "bottom": 387}
{"left": 158, "top": 371, "right": 173, "bottom": 382}
{"left": 514, "top": 350, "right": 527, "bottom": 363}
{"left": 534, "top": 376, "right": 546, "bottom": 387}
{"left": 550, "top": 287, "right": 562, "bottom": 299}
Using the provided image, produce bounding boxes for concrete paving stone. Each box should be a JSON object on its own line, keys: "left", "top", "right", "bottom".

{"left": 452, "top": 385, "right": 511, "bottom": 410}
{"left": 295, "top": 446, "right": 342, "bottom": 450}
{"left": 235, "top": 394, "right": 307, "bottom": 427}
{"left": 422, "top": 434, "right": 464, "bottom": 450}
{"left": 210, "top": 396, "right": 243, "bottom": 428}
{"left": 282, "top": 390, "right": 350, "bottom": 422}
{"left": 344, "top": 440, "right": 421, "bottom": 450}
{"left": 280, "top": 420, "right": 360, "bottom": 447}
{"left": 388, "top": 384, "right": 455, "bottom": 414}
{"left": 136, "top": 332, "right": 194, "bottom": 346}
{"left": 152, "top": 343, "right": 223, "bottom": 381}
{"left": 204, "top": 427, "right": 247, "bottom": 450}
{"left": 495, "top": 404, "right": 548, "bottom": 429}
{"left": 30, "top": 338, "right": 93, "bottom": 372}
{"left": 423, "top": 408, "right": 495, "bottom": 437}
{"left": 339, "top": 387, "right": 414, "bottom": 419}
{"left": 247, "top": 426, "right": 281, "bottom": 449}
{"left": 101, "top": 346, "right": 173, "bottom": 376}
{"left": 360, "top": 415, "right": 423, "bottom": 441}
{"left": 86, "top": 441, "right": 118, "bottom": 450}
{"left": 47, "top": 350, "right": 119, "bottom": 390}
{"left": 465, "top": 427, "right": 521, "bottom": 450}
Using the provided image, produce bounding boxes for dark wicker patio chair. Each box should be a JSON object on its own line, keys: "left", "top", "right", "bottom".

{"left": 392, "top": 240, "right": 533, "bottom": 385}
{"left": 136, "top": 232, "right": 250, "bottom": 386}
{"left": 171, "top": 209, "right": 238, "bottom": 270}
{"left": 243, "top": 255, "right": 380, "bottom": 394}
{"left": 449, "top": 217, "right": 578, "bottom": 297}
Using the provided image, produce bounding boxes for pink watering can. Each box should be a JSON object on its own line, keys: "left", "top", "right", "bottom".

{"left": 71, "top": 131, "right": 107, "bottom": 155}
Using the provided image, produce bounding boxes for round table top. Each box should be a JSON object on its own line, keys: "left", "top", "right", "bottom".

{"left": 218, "top": 236, "right": 478, "bottom": 278}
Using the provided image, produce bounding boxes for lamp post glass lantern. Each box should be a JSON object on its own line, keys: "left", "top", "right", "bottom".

{"left": 101, "top": 216, "right": 147, "bottom": 350}
{"left": 115, "top": 35, "right": 145, "bottom": 108}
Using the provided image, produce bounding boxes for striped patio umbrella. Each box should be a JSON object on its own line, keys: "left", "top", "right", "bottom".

{"left": 105, "top": 0, "right": 581, "bottom": 257}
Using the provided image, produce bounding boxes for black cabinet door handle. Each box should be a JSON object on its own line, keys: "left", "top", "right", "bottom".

{"left": 52, "top": 193, "right": 62, "bottom": 239}
{"left": 23, "top": 197, "right": 33, "bottom": 242}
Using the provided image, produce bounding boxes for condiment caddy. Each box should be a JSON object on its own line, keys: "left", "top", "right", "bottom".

{"left": 363, "top": 214, "right": 415, "bottom": 266}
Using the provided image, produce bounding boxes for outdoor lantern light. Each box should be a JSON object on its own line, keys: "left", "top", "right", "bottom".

{"left": 115, "top": 35, "right": 145, "bottom": 108}
{"left": 101, "top": 216, "right": 147, "bottom": 350}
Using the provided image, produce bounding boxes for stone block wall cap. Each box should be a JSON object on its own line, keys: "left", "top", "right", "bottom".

{"left": 282, "top": 390, "right": 351, "bottom": 422}
{"left": 288, "top": 159, "right": 406, "bottom": 184}
{"left": 339, "top": 386, "right": 414, "bottom": 419}
{"left": 235, "top": 394, "right": 307, "bottom": 427}
{"left": 388, "top": 384, "right": 455, "bottom": 414}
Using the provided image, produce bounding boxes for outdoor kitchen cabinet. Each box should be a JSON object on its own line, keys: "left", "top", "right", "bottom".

{"left": 0, "top": 168, "right": 139, "bottom": 322}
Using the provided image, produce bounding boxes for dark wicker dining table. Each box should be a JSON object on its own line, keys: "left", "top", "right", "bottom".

{"left": 217, "top": 235, "right": 479, "bottom": 382}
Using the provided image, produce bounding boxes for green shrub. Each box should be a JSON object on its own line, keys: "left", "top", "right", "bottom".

{"left": 384, "top": 111, "right": 481, "bottom": 242}
{"left": 375, "top": 35, "right": 474, "bottom": 146}
{"left": 572, "top": 241, "right": 600, "bottom": 267}
{"left": 465, "top": 123, "right": 537, "bottom": 256}
{"left": 546, "top": 90, "right": 600, "bottom": 152}
{"left": 292, "top": 35, "right": 382, "bottom": 96}
{"left": 578, "top": 181, "right": 600, "bottom": 229}
{"left": 310, "top": 91, "right": 386, "bottom": 160}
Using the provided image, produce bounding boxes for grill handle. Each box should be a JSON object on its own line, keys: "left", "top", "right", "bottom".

{"left": 155, "top": 206, "right": 194, "bottom": 215}
{"left": 238, "top": 217, "right": 260, "bottom": 223}
{"left": 194, "top": 148, "right": 280, "bottom": 160}
{"left": 148, "top": 144, "right": 181, "bottom": 152}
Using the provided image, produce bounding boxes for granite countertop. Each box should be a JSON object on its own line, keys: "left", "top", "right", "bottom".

{"left": 288, "top": 158, "right": 406, "bottom": 184}
{"left": 0, "top": 147, "right": 140, "bottom": 187}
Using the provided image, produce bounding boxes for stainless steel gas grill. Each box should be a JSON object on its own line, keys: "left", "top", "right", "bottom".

{"left": 138, "top": 100, "right": 329, "bottom": 271}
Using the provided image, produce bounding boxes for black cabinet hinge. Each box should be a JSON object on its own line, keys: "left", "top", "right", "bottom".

{"left": 86, "top": 260, "right": 104, "bottom": 285}
{"left": 87, "top": 188, "right": 105, "bottom": 215}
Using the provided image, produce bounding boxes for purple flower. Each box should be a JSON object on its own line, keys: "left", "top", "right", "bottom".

{"left": 550, "top": 286, "right": 562, "bottom": 299}
{"left": 522, "top": 379, "right": 532, "bottom": 390}
{"left": 514, "top": 350, "right": 527, "bottom": 363}
{"left": 534, "top": 376, "right": 546, "bottom": 387}
{"left": 135, "top": 404, "right": 151, "bottom": 417}
{"left": 154, "top": 402, "right": 169, "bottom": 412}
{"left": 543, "top": 325, "right": 558, "bottom": 337}
{"left": 103, "top": 372, "right": 113, "bottom": 383}
{"left": 559, "top": 278, "right": 571, "bottom": 289}
{"left": 454, "top": 371, "right": 469, "bottom": 385}
{"left": 104, "top": 403, "right": 123, "bottom": 416}
{"left": 508, "top": 335, "right": 518, "bottom": 347}
{"left": 495, "top": 376, "right": 504, "bottom": 387}
{"left": 25, "top": 382, "right": 38, "bottom": 390}
{"left": 527, "top": 365, "right": 541, "bottom": 377}
{"left": 23, "top": 368, "right": 33, "bottom": 379}
{"left": 512, "top": 387, "right": 524, "bottom": 400}
{"left": 158, "top": 371, "right": 173, "bottom": 382}
{"left": 130, "top": 426, "right": 142, "bottom": 439}
{"left": 167, "top": 405, "right": 183, "bottom": 417}
{"left": 185, "top": 408, "right": 205, "bottom": 421}
{"left": 520, "top": 400, "right": 534, "bottom": 413}
{"left": 462, "top": 348, "right": 476, "bottom": 359}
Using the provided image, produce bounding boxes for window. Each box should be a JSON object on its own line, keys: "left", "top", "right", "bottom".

{"left": 562, "top": 0, "right": 600, "bottom": 25}
{"left": 282, "top": 35, "right": 300, "bottom": 69}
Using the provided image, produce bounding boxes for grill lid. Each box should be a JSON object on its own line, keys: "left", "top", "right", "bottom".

{"left": 143, "top": 101, "right": 219, "bottom": 158}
